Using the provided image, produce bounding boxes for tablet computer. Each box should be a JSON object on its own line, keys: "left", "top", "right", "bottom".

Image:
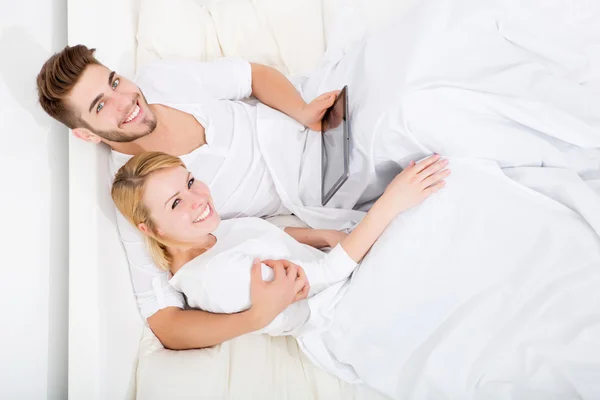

{"left": 321, "top": 85, "right": 350, "bottom": 206}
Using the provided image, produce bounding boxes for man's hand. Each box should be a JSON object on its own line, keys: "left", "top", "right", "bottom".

{"left": 248, "top": 258, "right": 310, "bottom": 329}
{"left": 298, "top": 90, "right": 341, "bottom": 131}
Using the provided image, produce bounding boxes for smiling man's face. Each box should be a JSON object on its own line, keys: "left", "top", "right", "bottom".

{"left": 67, "top": 63, "right": 157, "bottom": 143}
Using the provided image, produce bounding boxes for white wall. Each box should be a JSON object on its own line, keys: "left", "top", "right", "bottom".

{"left": 0, "top": 0, "right": 68, "bottom": 398}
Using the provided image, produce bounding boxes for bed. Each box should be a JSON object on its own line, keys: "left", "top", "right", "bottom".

{"left": 68, "top": 0, "right": 600, "bottom": 397}
{"left": 67, "top": 0, "right": 418, "bottom": 398}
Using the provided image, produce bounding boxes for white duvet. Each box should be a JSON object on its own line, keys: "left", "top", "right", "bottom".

{"left": 285, "top": 0, "right": 600, "bottom": 398}
{"left": 299, "top": 158, "right": 600, "bottom": 399}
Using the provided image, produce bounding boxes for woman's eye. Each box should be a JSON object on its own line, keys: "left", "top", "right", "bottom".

{"left": 188, "top": 178, "right": 195, "bottom": 189}
{"left": 112, "top": 78, "right": 120, "bottom": 90}
{"left": 171, "top": 199, "right": 180, "bottom": 209}
{"left": 96, "top": 101, "right": 104, "bottom": 113}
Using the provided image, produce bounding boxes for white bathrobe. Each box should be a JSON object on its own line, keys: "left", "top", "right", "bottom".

{"left": 168, "top": 217, "right": 358, "bottom": 338}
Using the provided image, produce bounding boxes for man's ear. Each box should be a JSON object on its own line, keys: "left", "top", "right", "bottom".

{"left": 72, "top": 128, "right": 101, "bottom": 144}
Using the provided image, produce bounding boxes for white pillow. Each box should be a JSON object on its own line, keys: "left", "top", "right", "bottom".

{"left": 136, "top": 327, "right": 390, "bottom": 399}
{"left": 136, "top": 0, "right": 223, "bottom": 68}
{"left": 136, "top": 0, "right": 326, "bottom": 76}
{"left": 206, "top": 0, "right": 324, "bottom": 76}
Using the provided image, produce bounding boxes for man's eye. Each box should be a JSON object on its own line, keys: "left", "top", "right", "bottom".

{"left": 112, "top": 78, "right": 120, "bottom": 90}
{"left": 96, "top": 101, "right": 104, "bottom": 113}
{"left": 172, "top": 199, "right": 180, "bottom": 209}
{"left": 188, "top": 178, "right": 195, "bottom": 189}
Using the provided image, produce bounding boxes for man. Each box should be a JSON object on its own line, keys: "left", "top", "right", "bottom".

{"left": 38, "top": 0, "right": 600, "bottom": 349}
{"left": 37, "top": 45, "right": 342, "bottom": 350}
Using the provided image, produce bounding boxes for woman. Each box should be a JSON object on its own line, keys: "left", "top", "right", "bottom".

{"left": 111, "top": 151, "right": 449, "bottom": 337}
{"left": 112, "top": 152, "right": 600, "bottom": 399}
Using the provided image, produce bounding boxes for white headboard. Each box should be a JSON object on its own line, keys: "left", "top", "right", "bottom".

{"left": 68, "top": 1, "right": 142, "bottom": 399}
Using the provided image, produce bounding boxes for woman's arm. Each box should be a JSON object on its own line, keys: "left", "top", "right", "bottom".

{"left": 148, "top": 259, "right": 307, "bottom": 350}
{"left": 341, "top": 155, "right": 450, "bottom": 263}
{"left": 284, "top": 227, "right": 347, "bottom": 249}
{"left": 270, "top": 156, "right": 447, "bottom": 296}
{"left": 250, "top": 63, "right": 339, "bottom": 131}
{"left": 262, "top": 156, "right": 447, "bottom": 299}
{"left": 148, "top": 307, "right": 260, "bottom": 350}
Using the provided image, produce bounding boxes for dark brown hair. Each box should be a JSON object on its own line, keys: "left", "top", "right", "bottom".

{"left": 36, "top": 45, "right": 100, "bottom": 129}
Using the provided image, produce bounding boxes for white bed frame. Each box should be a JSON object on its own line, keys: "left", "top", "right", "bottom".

{"left": 68, "top": 1, "right": 143, "bottom": 399}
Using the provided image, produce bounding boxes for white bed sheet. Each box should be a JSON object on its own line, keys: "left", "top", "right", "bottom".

{"left": 137, "top": 326, "right": 390, "bottom": 400}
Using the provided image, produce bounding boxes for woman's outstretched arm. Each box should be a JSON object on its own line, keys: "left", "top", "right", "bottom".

{"left": 341, "top": 155, "right": 450, "bottom": 263}
{"left": 264, "top": 156, "right": 449, "bottom": 298}
{"left": 284, "top": 227, "right": 347, "bottom": 249}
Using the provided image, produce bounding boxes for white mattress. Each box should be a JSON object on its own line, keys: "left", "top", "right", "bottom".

{"left": 67, "top": 0, "right": 416, "bottom": 398}
{"left": 137, "top": 326, "right": 390, "bottom": 399}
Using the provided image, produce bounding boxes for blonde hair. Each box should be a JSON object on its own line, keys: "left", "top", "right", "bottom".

{"left": 111, "top": 152, "right": 185, "bottom": 271}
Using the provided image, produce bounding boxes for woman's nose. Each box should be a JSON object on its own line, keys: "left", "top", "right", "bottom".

{"left": 191, "top": 199, "right": 205, "bottom": 210}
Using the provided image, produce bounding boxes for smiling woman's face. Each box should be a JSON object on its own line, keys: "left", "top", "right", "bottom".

{"left": 140, "top": 166, "right": 220, "bottom": 243}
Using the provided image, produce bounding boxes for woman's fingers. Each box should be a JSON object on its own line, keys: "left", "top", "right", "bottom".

{"left": 250, "top": 258, "right": 264, "bottom": 283}
{"left": 411, "top": 154, "right": 441, "bottom": 175}
{"left": 417, "top": 158, "right": 448, "bottom": 181}
{"left": 271, "top": 262, "right": 287, "bottom": 281}
{"left": 421, "top": 180, "right": 446, "bottom": 197}
{"left": 293, "top": 272, "right": 307, "bottom": 296}
{"left": 294, "top": 284, "right": 309, "bottom": 302}
{"left": 420, "top": 168, "right": 451, "bottom": 189}
{"left": 285, "top": 264, "right": 299, "bottom": 283}
{"left": 296, "top": 265, "right": 308, "bottom": 283}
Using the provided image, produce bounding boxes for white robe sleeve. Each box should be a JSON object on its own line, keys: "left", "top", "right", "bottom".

{"left": 290, "top": 244, "right": 358, "bottom": 296}
{"left": 198, "top": 245, "right": 357, "bottom": 335}
{"left": 199, "top": 252, "right": 305, "bottom": 336}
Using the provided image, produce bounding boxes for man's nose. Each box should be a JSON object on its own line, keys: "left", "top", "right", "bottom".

{"left": 114, "top": 93, "right": 132, "bottom": 112}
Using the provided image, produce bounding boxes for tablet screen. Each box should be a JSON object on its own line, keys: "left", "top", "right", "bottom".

{"left": 322, "top": 86, "right": 349, "bottom": 205}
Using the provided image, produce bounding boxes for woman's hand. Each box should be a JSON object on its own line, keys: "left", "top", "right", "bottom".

{"left": 249, "top": 259, "right": 309, "bottom": 328}
{"left": 260, "top": 259, "right": 310, "bottom": 302}
{"left": 339, "top": 155, "right": 449, "bottom": 264}
{"left": 297, "top": 90, "right": 341, "bottom": 131}
{"left": 379, "top": 154, "right": 449, "bottom": 217}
